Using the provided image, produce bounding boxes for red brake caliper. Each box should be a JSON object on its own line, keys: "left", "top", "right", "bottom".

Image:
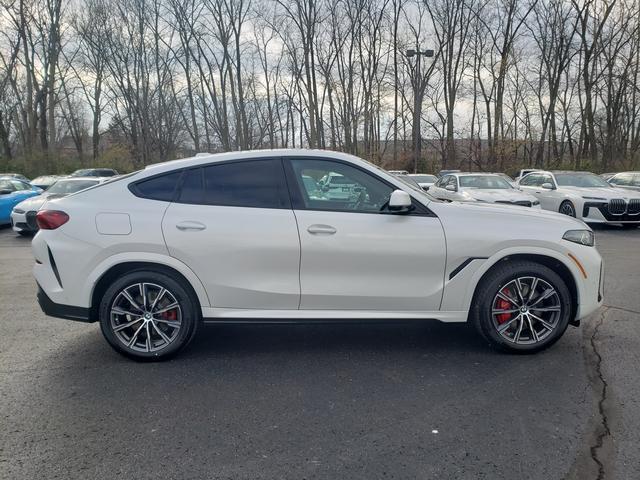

{"left": 496, "top": 289, "right": 512, "bottom": 324}
{"left": 161, "top": 309, "right": 178, "bottom": 321}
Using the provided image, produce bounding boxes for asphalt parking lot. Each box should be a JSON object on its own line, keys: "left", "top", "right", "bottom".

{"left": 0, "top": 226, "right": 638, "bottom": 480}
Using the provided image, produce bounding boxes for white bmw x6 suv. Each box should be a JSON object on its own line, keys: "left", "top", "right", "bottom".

{"left": 33, "top": 150, "right": 604, "bottom": 360}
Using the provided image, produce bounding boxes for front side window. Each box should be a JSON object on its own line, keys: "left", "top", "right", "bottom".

{"left": 289, "top": 159, "right": 395, "bottom": 213}
{"left": 520, "top": 173, "right": 542, "bottom": 187}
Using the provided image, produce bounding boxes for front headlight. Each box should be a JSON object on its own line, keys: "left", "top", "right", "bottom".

{"left": 563, "top": 229, "right": 595, "bottom": 247}
{"left": 13, "top": 207, "right": 25, "bottom": 214}
{"left": 582, "top": 196, "right": 607, "bottom": 201}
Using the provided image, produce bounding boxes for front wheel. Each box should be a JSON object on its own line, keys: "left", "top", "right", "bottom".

{"left": 470, "top": 261, "right": 572, "bottom": 353}
{"left": 559, "top": 200, "right": 576, "bottom": 217}
{"left": 99, "top": 270, "right": 199, "bottom": 361}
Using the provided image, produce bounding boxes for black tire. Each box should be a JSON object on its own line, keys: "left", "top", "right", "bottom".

{"left": 99, "top": 270, "right": 199, "bottom": 361}
{"left": 17, "top": 230, "right": 34, "bottom": 237}
{"left": 559, "top": 200, "right": 576, "bottom": 217}
{"left": 470, "top": 261, "right": 572, "bottom": 354}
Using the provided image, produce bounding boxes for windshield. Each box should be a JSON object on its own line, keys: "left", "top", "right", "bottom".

{"left": 459, "top": 175, "right": 513, "bottom": 189}
{"left": 411, "top": 175, "right": 437, "bottom": 183}
{"left": 48, "top": 179, "right": 99, "bottom": 194}
{"left": 555, "top": 173, "right": 610, "bottom": 188}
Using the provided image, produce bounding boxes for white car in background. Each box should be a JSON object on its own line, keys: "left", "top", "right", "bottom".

{"left": 11, "top": 177, "right": 107, "bottom": 235}
{"left": 429, "top": 172, "right": 541, "bottom": 208}
{"left": 606, "top": 172, "right": 640, "bottom": 192}
{"left": 33, "top": 149, "right": 602, "bottom": 360}
{"left": 518, "top": 170, "right": 640, "bottom": 228}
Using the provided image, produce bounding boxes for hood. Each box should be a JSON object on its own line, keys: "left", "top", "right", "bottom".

{"left": 559, "top": 186, "right": 640, "bottom": 200}
{"left": 13, "top": 195, "right": 47, "bottom": 212}
{"left": 461, "top": 188, "right": 537, "bottom": 203}
{"left": 444, "top": 198, "right": 586, "bottom": 226}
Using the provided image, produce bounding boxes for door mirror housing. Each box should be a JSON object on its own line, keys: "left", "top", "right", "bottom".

{"left": 445, "top": 184, "right": 457, "bottom": 192}
{"left": 541, "top": 182, "right": 555, "bottom": 190}
{"left": 388, "top": 190, "right": 413, "bottom": 213}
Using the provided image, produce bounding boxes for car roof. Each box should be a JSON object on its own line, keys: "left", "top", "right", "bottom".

{"left": 142, "top": 149, "right": 378, "bottom": 176}
{"left": 450, "top": 172, "right": 502, "bottom": 177}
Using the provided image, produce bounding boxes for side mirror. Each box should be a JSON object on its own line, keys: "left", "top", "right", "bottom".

{"left": 0, "top": 188, "right": 13, "bottom": 195}
{"left": 388, "top": 189, "right": 413, "bottom": 213}
{"left": 541, "top": 182, "right": 555, "bottom": 190}
{"left": 445, "top": 184, "right": 457, "bottom": 192}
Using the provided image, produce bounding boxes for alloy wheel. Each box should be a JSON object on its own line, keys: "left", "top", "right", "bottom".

{"left": 110, "top": 282, "right": 182, "bottom": 353}
{"left": 560, "top": 202, "right": 575, "bottom": 217}
{"left": 491, "top": 276, "right": 562, "bottom": 345}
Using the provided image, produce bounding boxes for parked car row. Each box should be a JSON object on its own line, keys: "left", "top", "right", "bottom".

{"left": 0, "top": 169, "right": 118, "bottom": 232}
{"left": 398, "top": 167, "right": 640, "bottom": 228}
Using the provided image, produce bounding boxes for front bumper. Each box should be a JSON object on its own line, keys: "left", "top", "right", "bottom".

{"left": 582, "top": 201, "right": 640, "bottom": 224}
{"left": 36, "top": 284, "right": 92, "bottom": 322}
{"left": 11, "top": 210, "right": 38, "bottom": 232}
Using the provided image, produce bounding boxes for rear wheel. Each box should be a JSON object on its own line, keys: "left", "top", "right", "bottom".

{"left": 470, "top": 261, "right": 572, "bottom": 353}
{"left": 17, "top": 230, "right": 33, "bottom": 237}
{"left": 559, "top": 200, "right": 576, "bottom": 217}
{"left": 99, "top": 270, "right": 199, "bottom": 361}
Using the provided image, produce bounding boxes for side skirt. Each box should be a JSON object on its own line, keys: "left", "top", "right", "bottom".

{"left": 201, "top": 308, "right": 468, "bottom": 324}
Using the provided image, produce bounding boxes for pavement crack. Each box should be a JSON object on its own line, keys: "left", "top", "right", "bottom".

{"left": 588, "top": 307, "right": 611, "bottom": 480}
{"left": 602, "top": 304, "right": 640, "bottom": 315}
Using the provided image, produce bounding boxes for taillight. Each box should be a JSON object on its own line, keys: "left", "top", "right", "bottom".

{"left": 36, "top": 210, "right": 70, "bottom": 230}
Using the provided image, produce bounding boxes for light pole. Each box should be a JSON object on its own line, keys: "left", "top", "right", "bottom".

{"left": 407, "top": 48, "right": 434, "bottom": 173}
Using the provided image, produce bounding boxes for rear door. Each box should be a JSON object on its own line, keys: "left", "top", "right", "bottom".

{"left": 162, "top": 158, "right": 300, "bottom": 310}
{"left": 285, "top": 157, "right": 446, "bottom": 311}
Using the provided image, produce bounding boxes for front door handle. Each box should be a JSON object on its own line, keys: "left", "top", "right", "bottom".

{"left": 176, "top": 221, "right": 206, "bottom": 231}
{"left": 307, "top": 224, "right": 337, "bottom": 235}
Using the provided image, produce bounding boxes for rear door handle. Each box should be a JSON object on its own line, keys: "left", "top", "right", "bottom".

{"left": 307, "top": 224, "right": 337, "bottom": 235}
{"left": 176, "top": 221, "right": 206, "bottom": 231}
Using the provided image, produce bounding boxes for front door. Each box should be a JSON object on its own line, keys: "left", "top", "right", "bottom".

{"left": 285, "top": 158, "right": 446, "bottom": 311}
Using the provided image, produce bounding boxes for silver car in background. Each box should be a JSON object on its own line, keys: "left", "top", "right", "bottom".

{"left": 429, "top": 172, "right": 541, "bottom": 208}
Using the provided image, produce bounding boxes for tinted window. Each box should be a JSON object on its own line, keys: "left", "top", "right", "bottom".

{"left": 132, "top": 171, "right": 182, "bottom": 201}
{"left": 201, "top": 159, "right": 288, "bottom": 209}
{"left": 290, "top": 159, "right": 394, "bottom": 213}
{"left": 178, "top": 168, "right": 203, "bottom": 203}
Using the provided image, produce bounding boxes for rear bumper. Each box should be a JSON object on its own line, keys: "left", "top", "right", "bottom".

{"left": 36, "top": 284, "right": 93, "bottom": 322}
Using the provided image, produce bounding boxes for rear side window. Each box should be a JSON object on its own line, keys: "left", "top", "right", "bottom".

{"left": 198, "top": 159, "right": 289, "bottom": 209}
{"left": 131, "top": 171, "right": 182, "bottom": 201}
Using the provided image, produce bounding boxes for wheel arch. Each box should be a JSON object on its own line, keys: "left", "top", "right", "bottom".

{"left": 469, "top": 253, "right": 579, "bottom": 325}
{"left": 87, "top": 256, "right": 210, "bottom": 320}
